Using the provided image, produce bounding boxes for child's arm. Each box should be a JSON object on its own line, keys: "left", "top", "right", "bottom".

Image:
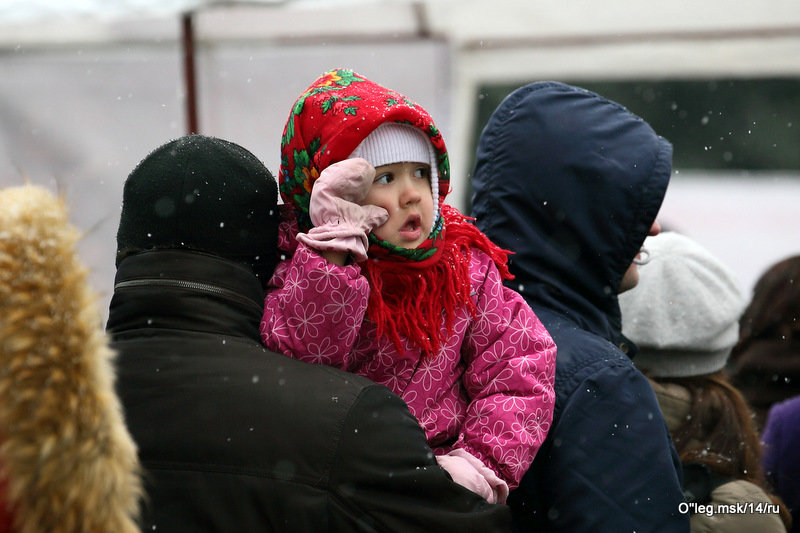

{"left": 455, "top": 250, "right": 557, "bottom": 492}
{"left": 260, "top": 245, "right": 369, "bottom": 369}
{"left": 260, "top": 159, "right": 388, "bottom": 368}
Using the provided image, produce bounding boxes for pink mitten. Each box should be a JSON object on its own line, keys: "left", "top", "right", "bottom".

{"left": 436, "top": 451, "right": 494, "bottom": 503}
{"left": 296, "top": 158, "right": 388, "bottom": 262}
{"left": 438, "top": 449, "right": 510, "bottom": 504}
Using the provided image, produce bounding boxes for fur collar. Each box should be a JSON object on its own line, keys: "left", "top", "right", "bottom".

{"left": 0, "top": 185, "right": 142, "bottom": 532}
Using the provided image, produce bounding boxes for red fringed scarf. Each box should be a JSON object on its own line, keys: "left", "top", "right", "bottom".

{"left": 361, "top": 204, "right": 513, "bottom": 359}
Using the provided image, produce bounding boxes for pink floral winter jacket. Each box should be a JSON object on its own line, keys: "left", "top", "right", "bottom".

{"left": 261, "top": 244, "right": 556, "bottom": 489}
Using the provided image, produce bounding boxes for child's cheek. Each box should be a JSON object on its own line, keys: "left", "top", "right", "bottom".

{"left": 370, "top": 225, "right": 389, "bottom": 242}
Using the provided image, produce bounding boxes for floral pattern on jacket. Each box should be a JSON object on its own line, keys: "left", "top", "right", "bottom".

{"left": 261, "top": 244, "right": 556, "bottom": 488}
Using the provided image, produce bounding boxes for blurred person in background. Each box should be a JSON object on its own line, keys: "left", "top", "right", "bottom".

{"left": 728, "top": 254, "right": 800, "bottom": 429}
{"left": 620, "top": 231, "right": 791, "bottom": 532}
{"left": 762, "top": 395, "right": 800, "bottom": 532}
{"left": 0, "top": 184, "right": 142, "bottom": 533}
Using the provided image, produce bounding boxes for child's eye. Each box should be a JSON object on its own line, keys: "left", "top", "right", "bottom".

{"left": 414, "top": 167, "right": 431, "bottom": 180}
{"left": 375, "top": 172, "right": 392, "bottom": 185}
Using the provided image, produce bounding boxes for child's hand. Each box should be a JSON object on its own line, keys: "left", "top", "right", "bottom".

{"left": 297, "top": 158, "right": 388, "bottom": 263}
{"left": 436, "top": 449, "right": 509, "bottom": 504}
{"left": 310, "top": 158, "right": 375, "bottom": 206}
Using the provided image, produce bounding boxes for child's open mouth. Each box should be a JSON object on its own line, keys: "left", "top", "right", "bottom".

{"left": 399, "top": 214, "right": 422, "bottom": 241}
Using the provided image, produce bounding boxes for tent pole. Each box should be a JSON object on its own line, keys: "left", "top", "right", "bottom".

{"left": 182, "top": 12, "right": 199, "bottom": 134}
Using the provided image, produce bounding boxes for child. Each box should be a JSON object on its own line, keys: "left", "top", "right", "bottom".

{"left": 261, "top": 68, "right": 555, "bottom": 503}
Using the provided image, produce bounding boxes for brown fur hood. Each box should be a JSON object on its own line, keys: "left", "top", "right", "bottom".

{"left": 0, "top": 185, "right": 142, "bottom": 532}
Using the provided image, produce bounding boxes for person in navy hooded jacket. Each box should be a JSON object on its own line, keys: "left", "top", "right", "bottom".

{"left": 471, "top": 81, "right": 689, "bottom": 532}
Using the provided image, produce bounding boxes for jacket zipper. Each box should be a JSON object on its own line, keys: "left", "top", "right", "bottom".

{"left": 114, "top": 278, "right": 263, "bottom": 314}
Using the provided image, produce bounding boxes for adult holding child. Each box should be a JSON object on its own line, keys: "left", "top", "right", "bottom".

{"left": 109, "top": 134, "right": 511, "bottom": 531}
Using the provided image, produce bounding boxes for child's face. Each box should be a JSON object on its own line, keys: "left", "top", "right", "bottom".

{"left": 363, "top": 161, "right": 434, "bottom": 249}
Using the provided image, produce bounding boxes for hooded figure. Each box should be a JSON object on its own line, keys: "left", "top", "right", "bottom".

{"left": 0, "top": 185, "right": 142, "bottom": 533}
{"left": 472, "top": 81, "right": 688, "bottom": 532}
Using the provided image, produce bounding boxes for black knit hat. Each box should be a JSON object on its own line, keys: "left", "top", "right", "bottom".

{"left": 116, "top": 134, "right": 279, "bottom": 283}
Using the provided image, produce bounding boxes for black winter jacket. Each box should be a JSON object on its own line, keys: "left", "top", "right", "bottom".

{"left": 472, "top": 81, "right": 689, "bottom": 532}
{"left": 108, "top": 249, "right": 511, "bottom": 532}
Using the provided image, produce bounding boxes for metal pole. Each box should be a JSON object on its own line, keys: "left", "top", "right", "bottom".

{"left": 182, "top": 12, "right": 199, "bottom": 134}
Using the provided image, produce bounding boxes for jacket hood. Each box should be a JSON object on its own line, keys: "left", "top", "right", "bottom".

{"left": 472, "top": 81, "right": 672, "bottom": 339}
{"left": 0, "top": 185, "right": 142, "bottom": 533}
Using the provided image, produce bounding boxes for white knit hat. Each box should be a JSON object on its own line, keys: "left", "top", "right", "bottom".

{"left": 619, "top": 232, "right": 746, "bottom": 378}
{"left": 349, "top": 123, "right": 439, "bottom": 219}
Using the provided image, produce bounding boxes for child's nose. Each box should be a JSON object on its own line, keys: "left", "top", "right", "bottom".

{"left": 399, "top": 175, "right": 421, "bottom": 206}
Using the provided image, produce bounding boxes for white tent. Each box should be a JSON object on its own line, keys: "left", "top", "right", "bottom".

{"left": 5, "top": 0, "right": 800, "bottom": 192}
{"left": 2, "top": 0, "right": 800, "bottom": 313}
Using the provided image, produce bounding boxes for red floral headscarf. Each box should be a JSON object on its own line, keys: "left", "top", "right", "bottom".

{"left": 280, "top": 68, "right": 448, "bottom": 240}
{"left": 279, "top": 68, "right": 510, "bottom": 357}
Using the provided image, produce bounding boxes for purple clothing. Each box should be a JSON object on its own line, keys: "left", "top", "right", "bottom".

{"left": 762, "top": 394, "right": 800, "bottom": 531}
{"left": 260, "top": 243, "right": 556, "bottom": 489}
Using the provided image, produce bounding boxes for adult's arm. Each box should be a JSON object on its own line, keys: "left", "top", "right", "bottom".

{"left": 328, "top": 385, "right": 512, "bottom": 532}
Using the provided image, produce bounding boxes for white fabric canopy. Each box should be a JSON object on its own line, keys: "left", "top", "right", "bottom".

{"left": 2, "top": 0, "right": 799, "bottom": 315}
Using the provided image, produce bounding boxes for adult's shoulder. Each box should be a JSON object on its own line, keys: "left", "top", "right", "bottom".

{"left": 768, "top": 394, "right": 800, "bottom": 420}
{"left": 711, "top": 479, "right": 779, "bottom": 506}
{"left": 689, "top": 480, "right": 787, "bottom": 533}
{"left": 762, "top": 394, "right": 800, "bottom": 456}
{"left": 546, "top": 319, "right": 639, "bottom": 406}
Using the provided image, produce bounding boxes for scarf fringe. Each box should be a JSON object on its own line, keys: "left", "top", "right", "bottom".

{"left": 362, "top": 205, "right": 513, "bottom": 359}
